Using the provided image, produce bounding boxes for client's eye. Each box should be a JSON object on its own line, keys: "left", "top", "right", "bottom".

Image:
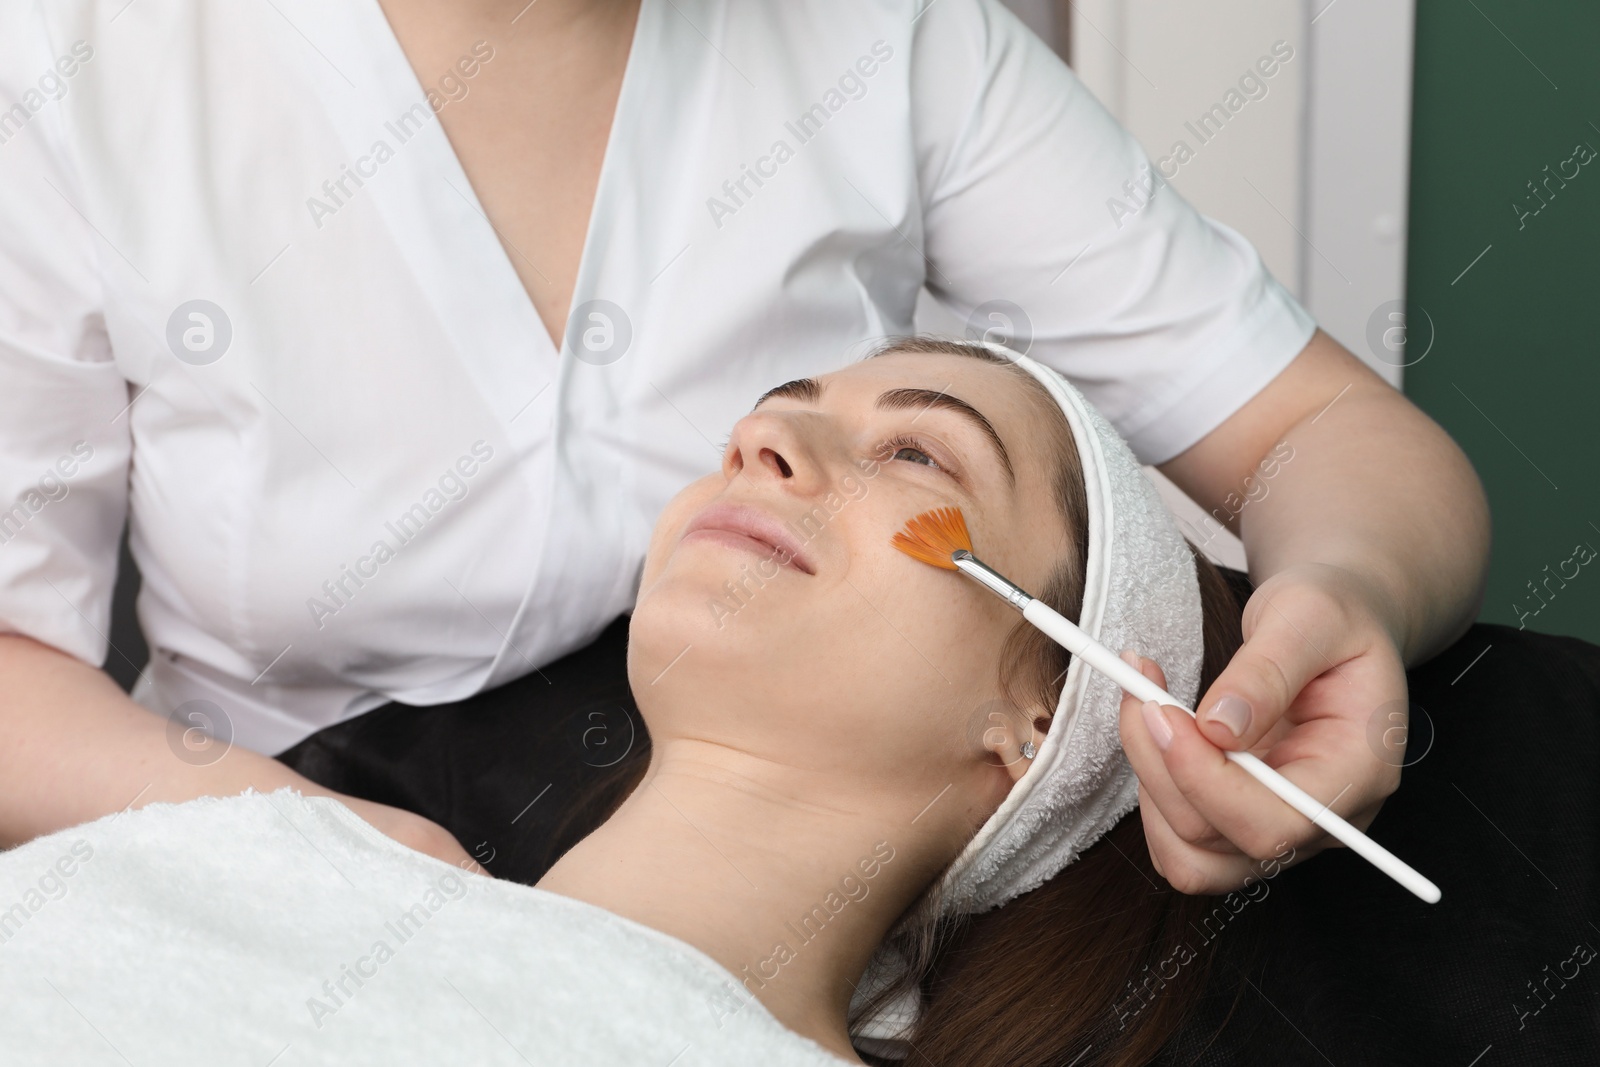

{"left": 881, "top": 434, "right": 944, "bottom": 471}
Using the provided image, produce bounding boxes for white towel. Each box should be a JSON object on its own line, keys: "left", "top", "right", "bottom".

{"left": 0, "top": 789, "right": 852, "bottom": 1066}
{"left": 849, "top": 346, "right": 1205, "bottom": 1050}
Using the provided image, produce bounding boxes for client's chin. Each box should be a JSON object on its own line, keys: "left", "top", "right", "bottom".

{"left": 627, "top": 544, "right": 816, "bottom": 696}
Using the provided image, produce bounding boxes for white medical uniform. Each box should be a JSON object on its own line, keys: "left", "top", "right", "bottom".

{"left": 0, "top": 0, "right": 1315, "bottom": 754}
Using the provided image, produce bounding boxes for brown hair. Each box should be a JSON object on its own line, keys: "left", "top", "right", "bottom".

{"left": 548, "top": 337, "right": 1253, "bottom": 1064}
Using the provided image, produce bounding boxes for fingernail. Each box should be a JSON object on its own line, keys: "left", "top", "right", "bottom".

{"left": 1141, "top": 699, "right": 1173, "bottom": 751}
{"left": 1119, "top": 648, "right": 1140, "bottom": 669}
{"left": 1205, "top": 695, "right": 1253, "bottom": 738}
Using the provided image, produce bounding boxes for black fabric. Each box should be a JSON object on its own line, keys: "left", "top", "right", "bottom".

{"left": 277, "top": 570, "right": 1600, "bottom": 1064}
{"left": 276, "top": 613, "right": 643, "bottom": 885}
{"left": 1156, "top": 620, "right": 1600, "bottom": 1064}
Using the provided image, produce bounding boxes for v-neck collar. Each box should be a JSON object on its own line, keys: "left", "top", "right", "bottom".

{"left": 279, "top": 0, "right": 653, "bottom": 421}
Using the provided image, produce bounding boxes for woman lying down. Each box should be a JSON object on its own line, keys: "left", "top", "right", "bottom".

{"left": 0, "top": 339, "right": 1251, "bottom": 1066}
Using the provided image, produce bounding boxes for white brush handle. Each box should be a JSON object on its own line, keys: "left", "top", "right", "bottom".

{"left": 1021, "top": 598, "right": 1441, "bottom": 904}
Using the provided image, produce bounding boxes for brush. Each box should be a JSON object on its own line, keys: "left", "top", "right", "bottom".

{"left": 892, "top": 506, "right": 1441, "bottom": 904}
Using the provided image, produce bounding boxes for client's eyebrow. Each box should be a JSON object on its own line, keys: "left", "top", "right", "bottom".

{"left": 752, "top": 377, "right": 823, "bottom": 408}
{"left": 876, "top": 387, "right": 1014, "bottom": 485}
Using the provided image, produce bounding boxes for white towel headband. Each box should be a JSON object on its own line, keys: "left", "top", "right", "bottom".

{"left": 849, "top": 343, "right": 1205, "bottom": 1056}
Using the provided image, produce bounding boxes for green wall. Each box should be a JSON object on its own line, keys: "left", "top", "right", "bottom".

{"left": 1405, "top": 0, "right": 1600, "bottom": 641}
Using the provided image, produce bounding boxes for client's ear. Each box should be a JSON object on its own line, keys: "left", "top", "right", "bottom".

{"left": 977, "top": 699, "right": 1054, "bottom": 785}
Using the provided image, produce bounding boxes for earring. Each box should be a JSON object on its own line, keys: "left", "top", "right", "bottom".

{"left": 1021, "top": 740, "right": 1037, "bottom": 760}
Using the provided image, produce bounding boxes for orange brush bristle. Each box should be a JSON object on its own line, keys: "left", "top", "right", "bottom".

{"left": 891, "top": 506, "right": 973, "bottom": 570}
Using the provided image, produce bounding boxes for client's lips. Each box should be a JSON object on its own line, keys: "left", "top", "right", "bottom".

{"left": 680, "top": 502, "right": 817, "bottom": 575}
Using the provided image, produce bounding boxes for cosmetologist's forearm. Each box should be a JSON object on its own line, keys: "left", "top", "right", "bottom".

{"left": 1161, "top": 329, "right": 1491, "bottom": 667}
{"left": 0, "top": 633, "right": 330, "bottom": 846}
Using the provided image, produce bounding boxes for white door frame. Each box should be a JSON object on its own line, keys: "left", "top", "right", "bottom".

{"left": 1070, "top": 0, "right": 1417, "bottom": 386}
{"left": 1064, "top": 0, "right": 1415, "bottom": 569}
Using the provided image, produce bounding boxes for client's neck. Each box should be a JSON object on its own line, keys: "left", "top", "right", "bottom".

{"left": 535, "top": 738, "right": 968, "bottom": 1063}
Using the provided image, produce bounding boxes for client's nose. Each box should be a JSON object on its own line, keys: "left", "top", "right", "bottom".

{"left": 723, "top": 412, "right": 826, "bottom": 495}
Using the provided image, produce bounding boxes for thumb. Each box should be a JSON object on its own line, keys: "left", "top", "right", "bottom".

{"left": 1195, "top": 591, "right": 1342, "bottom": 750}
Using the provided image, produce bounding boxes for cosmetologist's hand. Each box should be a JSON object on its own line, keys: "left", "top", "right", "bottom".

{"left": 1116, "top": 561, "right": 1408, "bottom": 894}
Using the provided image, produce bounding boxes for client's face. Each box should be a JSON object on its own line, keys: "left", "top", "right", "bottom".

{"left": 630, "top": 351, "right": 1074, "bottom": 817}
